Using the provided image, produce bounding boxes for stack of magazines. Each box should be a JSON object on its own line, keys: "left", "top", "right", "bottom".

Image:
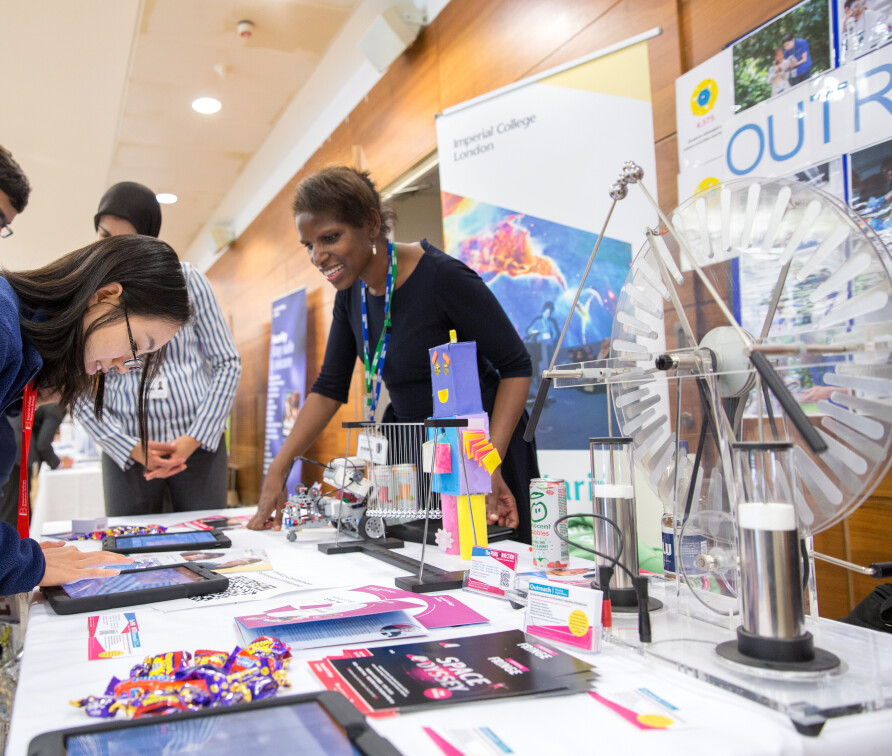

{"left": 308, "top": 629, "right": 597, "bottom": 715}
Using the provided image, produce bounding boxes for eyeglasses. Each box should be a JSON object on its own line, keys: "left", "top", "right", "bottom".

{"left": 0, "top": 212, "right": 12, "bottom": 239}
{"left": 121, "top": 300, "right": 144, "bottom": 371}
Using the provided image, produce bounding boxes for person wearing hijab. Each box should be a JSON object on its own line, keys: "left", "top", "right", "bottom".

{"left": 94, "top": 181, "right": 162, "bottom": 239}
{"left": 75, "top": 182, "right": 242, "bottom": 517}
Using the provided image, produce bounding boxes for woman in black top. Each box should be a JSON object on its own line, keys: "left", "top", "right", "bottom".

{"left": 249, "top": 166, "right": 539, "bottom": 541}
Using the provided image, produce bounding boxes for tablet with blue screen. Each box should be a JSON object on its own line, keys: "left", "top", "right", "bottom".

{"left": 41, "top": 564, "right": 228, "bottom": 614}
{"left": 102, "top": 528, "right": 231, "bottom": 553}
{"left": 27, "top": 691, "right": 402, "bottom": 756}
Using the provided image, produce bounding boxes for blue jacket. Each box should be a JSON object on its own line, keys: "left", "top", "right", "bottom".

{"left": 0, "top": 278, "right": 45, "bottom": 594}
{"left": 785, "top": 38, "right": 811, "bottom": 78}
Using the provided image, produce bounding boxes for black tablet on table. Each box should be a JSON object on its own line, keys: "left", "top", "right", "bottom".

{"left": 40, "top": 563, "right": 229, "bottom": 615}
{"left": 102, "top": 528, "right": 231, "bottom": 553}
{"left": 27, "top": 690, "right": 402, "bottom": 756}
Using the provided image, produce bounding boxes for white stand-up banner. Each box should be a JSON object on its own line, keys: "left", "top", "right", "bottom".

{"left": 436, "top": 36, "right": 660, "bottom": 523}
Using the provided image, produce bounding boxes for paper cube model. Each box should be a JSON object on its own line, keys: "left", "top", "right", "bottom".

{"left": 430, "top": 339, "right": 483, "bottom": 418}
{"left": 428, "top": 332, "right": 502, "bottom": 559}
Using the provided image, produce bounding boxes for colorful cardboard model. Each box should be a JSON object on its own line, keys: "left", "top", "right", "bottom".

{"left": 428, "top": 332, "right": 501, "bottom": 559}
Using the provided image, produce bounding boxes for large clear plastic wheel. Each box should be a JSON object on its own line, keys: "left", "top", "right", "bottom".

{"left": 610, "top": 177, "right": 892, "bottom": 546}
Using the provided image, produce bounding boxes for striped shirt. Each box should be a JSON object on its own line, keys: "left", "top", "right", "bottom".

{"left": 74, "top": 262, "right": 241, "bottom": 470}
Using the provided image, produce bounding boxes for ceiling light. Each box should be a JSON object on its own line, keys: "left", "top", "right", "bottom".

{"left": 156, "top": 193, "right": 178, "bottom": 205}
{"left": 192, "top": 97, "right": 221, "bottom": 114}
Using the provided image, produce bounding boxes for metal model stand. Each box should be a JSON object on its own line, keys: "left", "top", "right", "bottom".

{"left": 319, "top": 419, "right": 475, "bottom": 593}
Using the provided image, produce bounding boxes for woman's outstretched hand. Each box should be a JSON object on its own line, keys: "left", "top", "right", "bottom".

{"left": 486, "top": 468, "right": 519, "bottom": 529}
{"left": 248, "top": 463, "right": 287, "bottom": 530}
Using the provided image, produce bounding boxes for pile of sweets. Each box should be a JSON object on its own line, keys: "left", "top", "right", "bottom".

{"left": 72, "top": 637, "right": 291, "bottom": 719}
{"left": 72, "top": 524, "right": 168, "bottom": 541}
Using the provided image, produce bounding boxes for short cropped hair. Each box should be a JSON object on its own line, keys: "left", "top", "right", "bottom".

{"left": 0, "top": 145, "right": 31, "bottom": 213}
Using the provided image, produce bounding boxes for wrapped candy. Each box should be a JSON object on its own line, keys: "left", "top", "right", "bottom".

{"left": 72, "top": 638, "right": 291, "bottom": 720}
{"left": 192, "top": 650, "right": 230, "bottom": 669}
{"left": 74, "top": 524, "right": 169, "bottom": 541}
{"left": 71, "top": 695, "right": 122, "bottom": 719}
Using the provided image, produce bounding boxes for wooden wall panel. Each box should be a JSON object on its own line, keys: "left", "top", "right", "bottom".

{"left": 435, "top": 0, "right": 617, "bottom": 111}
{"left": 207, "top": 0, "right": 889, "bottom": 621}
{"left": 678, "top": 0, "right": 801, "bottom": 69}
{"left": 813, "top": 523, "right": 850, "bottom": 620}
{"left": 528, "top": 0, "right": 682, "bottom": 142}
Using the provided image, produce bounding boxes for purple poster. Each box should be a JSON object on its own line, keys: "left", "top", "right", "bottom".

{"left": 263, "top": 287, "right": 307, "bottom": 492}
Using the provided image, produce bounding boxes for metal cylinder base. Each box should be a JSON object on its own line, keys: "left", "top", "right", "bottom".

{"left": 608, "top": 585, "right": 663, "bottom": 612}
{"left": 716, "top": 626, "right": 841, "bottom": 673}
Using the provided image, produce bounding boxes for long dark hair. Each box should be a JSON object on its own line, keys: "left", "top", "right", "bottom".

{"left": 4, "top": 235, "right": 190, "bottom": 456}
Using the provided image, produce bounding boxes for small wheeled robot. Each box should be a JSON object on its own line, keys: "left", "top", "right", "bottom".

{"left": 282, "top": 457, "right": 385, "bottom": 542}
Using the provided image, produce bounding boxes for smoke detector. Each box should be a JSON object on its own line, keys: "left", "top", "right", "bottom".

{"left": 237, "top": 19, "right": 254, "bottom": 39}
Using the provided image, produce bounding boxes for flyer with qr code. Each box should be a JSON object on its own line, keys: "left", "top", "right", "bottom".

{"left": 87, "top": 612, "right": 142, "bottom": 660}
{"left": 464, "top": 547, "right": 517, "bottom": 598}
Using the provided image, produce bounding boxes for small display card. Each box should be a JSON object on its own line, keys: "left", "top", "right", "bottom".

{"left": 356, "top": 433, "right": 388, "bottom": 464}
{"left": 524, "top": 579, "right": 602, "bottom": 652}
{"left": 464, "top": 547, "right": 517, "bottom": 598}
{"left": 87, "top": 612, "right": 142, "bottom": 660}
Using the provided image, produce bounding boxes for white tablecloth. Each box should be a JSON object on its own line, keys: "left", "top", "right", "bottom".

{"left": 30, "top": 462, "right": 105, "bottom": 539}
{"left": 7, "top": 508, "right": 892, "bottom": 755}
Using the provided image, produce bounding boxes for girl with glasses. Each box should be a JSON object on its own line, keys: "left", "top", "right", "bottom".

{"left": 0, "top": 235, "right": 190, "bottom": 595}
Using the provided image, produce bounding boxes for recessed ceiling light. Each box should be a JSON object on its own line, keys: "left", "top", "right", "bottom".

{"left": 192, "top": 97, "right": 221, "bottom": 114}
{"left": 156, "top": 193, "right": 178, "bottom": 205}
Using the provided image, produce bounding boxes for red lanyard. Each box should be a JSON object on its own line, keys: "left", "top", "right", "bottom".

{"left": 17, "top": 381, "right": 37, "bottom": 539}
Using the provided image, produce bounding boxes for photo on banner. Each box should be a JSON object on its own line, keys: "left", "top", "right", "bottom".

{"left": 731, "top": 0, "right": 833, "bottom": 112}
{"left": 839, "top": 0, "right": 892, "bottom": 63}
{"left": 850, "top": 137, "right": 892, "bottom": 245}
{"left": 263, "top": 287, "right": 307, "bottom": 492}
{"left": 676, "top": 1, "right": 892, "bottom": 202}
{"left": 789, "top": 157, "right": 846, "bottom": 198}
{"left": 436, "top": 38, "right": 659, "bottom": 509}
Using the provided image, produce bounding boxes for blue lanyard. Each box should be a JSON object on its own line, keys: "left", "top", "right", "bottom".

{"left": 360, "top": 241, "right": 396, "bottom": 421}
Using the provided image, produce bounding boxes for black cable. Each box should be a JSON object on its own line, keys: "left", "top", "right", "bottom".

{"left": 282, "top": 457, "right": 299, "bottom": 494}
{"left": 552, "top": 513, "right": 631, "bottom": 582}
{"left": 551, "top": 512, "right": 652, "bottom": 644}
{"left": 760, "top": 377, "right": 780, "bottom": 439}
{"left": 749, "top": 351, "right": 827, "bottom": 453}
{"left": 297, "top": 455, "right": 327, "bottom": 468}
{"left": 683, "top": 415, "right": 709, "bottom": 523}
{"left": 800, "top": 538, "right": 810, "bottom": 592}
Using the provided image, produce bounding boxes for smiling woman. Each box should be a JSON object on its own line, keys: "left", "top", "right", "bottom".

{"left": 249, "top": 166, "right": 540, "bottom": 542}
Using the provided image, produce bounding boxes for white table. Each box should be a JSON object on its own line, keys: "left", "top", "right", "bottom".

{"left": 30, "top": 461, "right": 105, "bottom": 539}
{"left": 8, "top": 508, "right": 892, "bottom": 755}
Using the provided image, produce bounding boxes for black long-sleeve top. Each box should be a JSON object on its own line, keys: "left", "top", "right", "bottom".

{"left": 311, "top": 241, "right": 531, "bottom": 420}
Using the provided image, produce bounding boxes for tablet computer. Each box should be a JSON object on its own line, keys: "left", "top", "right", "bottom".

{"left": 28, "top": 691, "right": 402, "bottom": 756}
{"left": 102, "top": 528, "right": 231, "bottom": 553}
{"left": 41, "top": 564, "right": 229, "bottom": 615}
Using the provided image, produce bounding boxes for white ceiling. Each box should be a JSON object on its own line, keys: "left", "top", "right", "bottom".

{"left": 0, "top": 0, "right": 371, "bottom": 271}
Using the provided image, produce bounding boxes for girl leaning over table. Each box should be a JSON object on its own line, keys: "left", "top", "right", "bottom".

{"left": 248, "top": 166, "right": 539, "bottom": 542}
{"left": 0, "top": 236, "right": 191, "bottom": 595}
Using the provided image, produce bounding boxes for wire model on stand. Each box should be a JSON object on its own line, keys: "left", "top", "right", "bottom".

{"left": 317, "top": 419, "right": 483, "bottom": 594}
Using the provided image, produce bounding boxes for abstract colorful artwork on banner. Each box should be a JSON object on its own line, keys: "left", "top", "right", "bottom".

{"left": 441, "top": 192, "right": 631, "bottom": 412}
